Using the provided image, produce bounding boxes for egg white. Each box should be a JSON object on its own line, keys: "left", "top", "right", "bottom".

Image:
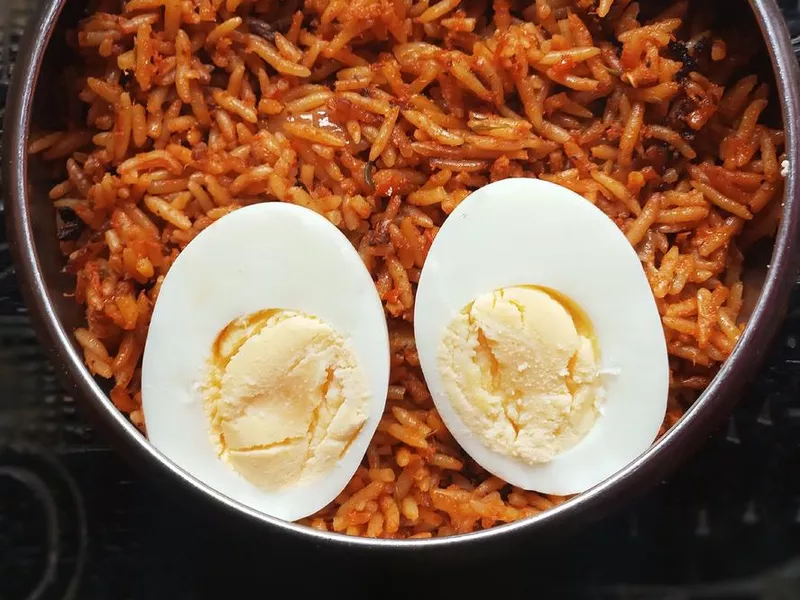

{"left": 414, "top": 178, "right": 669, "bottom": 495}
{"left": 141, "top": 203, "right": 390, "bottom": 522}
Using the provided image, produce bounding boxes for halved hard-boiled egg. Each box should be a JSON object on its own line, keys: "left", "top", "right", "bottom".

{"left": 414, "top": 178, "right": 668, "bottom": 496}
{"left": 141, "top": 203, "right": 390, "bottom": 522}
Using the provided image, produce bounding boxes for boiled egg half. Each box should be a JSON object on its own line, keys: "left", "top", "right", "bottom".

{"left": 141, "top": 203, "right": 390, "bottom": 522}
{"left": 414, "top": 178, "right": 668, "bottom": 496}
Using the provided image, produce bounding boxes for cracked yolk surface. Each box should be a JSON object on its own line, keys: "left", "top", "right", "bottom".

{"left": 204, "top": 309, "right": 368, "bottom": 491}
{"left": 438, "top": 286, "right": 602, "bottom": 465}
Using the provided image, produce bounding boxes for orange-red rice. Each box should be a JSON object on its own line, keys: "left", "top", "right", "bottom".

{"left": 31, "top": 0, "right": 785, "bottom": 539}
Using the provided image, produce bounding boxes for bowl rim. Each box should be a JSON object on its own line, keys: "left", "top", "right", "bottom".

{"left": 3, "top": 0, "right": 800, "bottom": 551}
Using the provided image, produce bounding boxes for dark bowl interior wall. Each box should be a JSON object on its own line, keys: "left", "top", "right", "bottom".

{"left": 8, "top": 0, "right": 800, "bottom": 552}
{"left": 26, "top": 0, "right": 85, "bottom": 343}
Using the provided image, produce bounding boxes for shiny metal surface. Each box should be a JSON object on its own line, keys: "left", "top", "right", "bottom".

{"left": 3, "top": 0, "right": 800, "bottom": 553}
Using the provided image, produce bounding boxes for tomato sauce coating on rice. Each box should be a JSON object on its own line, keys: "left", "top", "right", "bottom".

{"left": 30, "top": 0, "right": 785, "bottom": 538}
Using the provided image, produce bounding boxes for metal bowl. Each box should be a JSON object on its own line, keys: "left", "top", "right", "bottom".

{"left": 3, "top": 0, "right": 799, "bottom": 553}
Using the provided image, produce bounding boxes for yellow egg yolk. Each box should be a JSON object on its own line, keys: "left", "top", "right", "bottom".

{"left": 437, "top": 286, "right": 603, "bottom": 465}
{"left": 204, "top": 309, "right": 369, "bottom": 491}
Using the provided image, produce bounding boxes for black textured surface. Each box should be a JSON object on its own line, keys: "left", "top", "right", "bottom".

{"left": 1, "top": 1, "right": 800, "bottom": 598}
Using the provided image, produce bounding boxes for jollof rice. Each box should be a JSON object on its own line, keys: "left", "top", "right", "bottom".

{"left": 30, "top": 0, "right": 785, "bottom": 538}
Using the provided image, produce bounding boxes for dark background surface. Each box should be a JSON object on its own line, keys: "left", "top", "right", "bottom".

{"left": 1, "top": 1, "right": 800, "bottom": 598}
